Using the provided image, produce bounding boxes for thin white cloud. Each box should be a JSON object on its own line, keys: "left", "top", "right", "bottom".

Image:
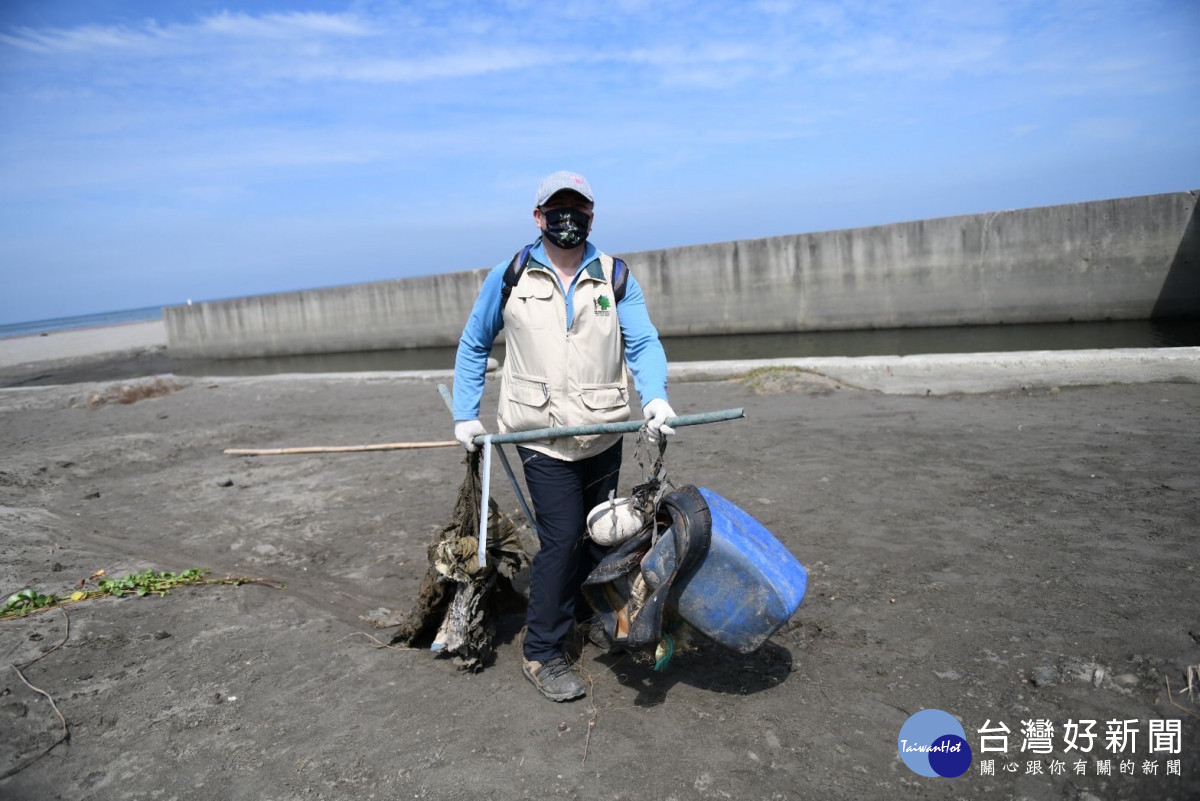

{"left": 1, "top": 2, "right": 1194, "bottom": 204}
{"left": 0, "top": 23, "right": 167, "bottom": 55}
{"left": 0, "top": 10, "right": 372, "bottom": 56}
{"left": 295, "top": 49, "right": 551, "bottom": 83}
{"left": 625, "top": 42, "right": 760, "bottom": 68}
{"left": 0, "top": 4, "right": 1013, "bottom": 89}
{"left": 200, "top": 11, "right": 373, "bottom": 39}
{"left": 819, "top": 32, "right": 1009, "bottom": 77}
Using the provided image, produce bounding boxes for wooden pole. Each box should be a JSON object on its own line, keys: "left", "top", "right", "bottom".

{"left": 225, "top": 441, "right": 459, "bottom": 456}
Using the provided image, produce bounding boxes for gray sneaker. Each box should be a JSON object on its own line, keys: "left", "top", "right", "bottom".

{"left": 522, "top": 655, "right": 586, "bottom": 702}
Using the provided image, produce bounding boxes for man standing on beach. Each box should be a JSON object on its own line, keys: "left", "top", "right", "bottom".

{"left": 452, "top": 171, "right": 674, "bottom": 702}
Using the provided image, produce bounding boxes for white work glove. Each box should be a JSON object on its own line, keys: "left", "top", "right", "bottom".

{"left": 454, "top": 420, "right": 487, "bottom": 452}
{"left": 642, "top": 398, "right": 676, "bottom": 444}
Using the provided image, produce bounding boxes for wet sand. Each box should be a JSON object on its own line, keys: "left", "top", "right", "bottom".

{"left": 1, "top": 330, "right": 1198, "bottom": 800}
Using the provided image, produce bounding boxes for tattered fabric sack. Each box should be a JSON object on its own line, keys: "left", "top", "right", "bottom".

{"left": 389, "top": 450, "right": 528, "bottom": 670}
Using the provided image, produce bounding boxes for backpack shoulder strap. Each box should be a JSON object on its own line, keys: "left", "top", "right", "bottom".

{"left": 612, "top": 257, "right": 629, "bottom": 304}
{"left": 499, "top": 244, "right": 534, "bottom": 310}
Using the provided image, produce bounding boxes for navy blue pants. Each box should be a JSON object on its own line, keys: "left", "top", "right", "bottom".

{"left": 518, "top": 441, "right": 622, "bottom": 662}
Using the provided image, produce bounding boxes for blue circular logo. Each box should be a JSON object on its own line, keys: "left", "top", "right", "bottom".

{"left": 898, "top": 709, "right": 973, "bottom": 778}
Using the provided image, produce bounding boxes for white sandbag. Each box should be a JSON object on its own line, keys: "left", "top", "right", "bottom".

{"left": 586, "top": 497, "right": 646, "bottom": 546}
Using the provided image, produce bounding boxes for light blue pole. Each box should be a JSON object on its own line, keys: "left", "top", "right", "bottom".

{"left": 468, "top": 407, "right": 745, "bottom": 447}
{"left": 439, "top": 382, "right": 540, "bottom": 539}
{"left": 436, "top": 384, "right": 745, "bottom": 569}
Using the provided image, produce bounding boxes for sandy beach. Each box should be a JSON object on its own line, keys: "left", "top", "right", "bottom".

{"left": 1, "top": 325, "right": 1198, "bottom": 800}
{"left": 0, "top": 321, "right": 166, "bottom": 368}
{"left": 0, "top": 321, "right": 172, "bottom": 388}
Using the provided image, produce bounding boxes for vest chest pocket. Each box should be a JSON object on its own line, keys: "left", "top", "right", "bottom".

{"left": 501, "top": 371, "right": 551, "bottom": 431}
{"left": 507, "top": 279, "right": 556, "bottom": 329}
{"left": 575, "top": 280, "right": 618, "bottom": 333}
{"left": 579, "top": 383, "right": 630, "bottom": 425}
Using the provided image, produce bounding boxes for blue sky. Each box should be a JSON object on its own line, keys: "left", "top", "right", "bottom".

{"left": 1, "top": 0, "right": 1198, "bottom": 324}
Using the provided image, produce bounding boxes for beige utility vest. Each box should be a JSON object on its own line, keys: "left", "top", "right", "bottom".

{"left": 497, "top": 253, "right": 630, "bottom": 461}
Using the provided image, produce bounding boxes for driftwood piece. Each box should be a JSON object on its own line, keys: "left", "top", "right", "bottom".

{"left": 225, "top": 441, "right": 458, "bottom": 456}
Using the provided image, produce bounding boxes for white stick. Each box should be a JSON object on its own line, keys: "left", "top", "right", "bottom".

{"left": 224, "top": 441, "right": 458, "bottom": 456}
{"left": 478, "top": 435, "right": 492, "bottom": 569}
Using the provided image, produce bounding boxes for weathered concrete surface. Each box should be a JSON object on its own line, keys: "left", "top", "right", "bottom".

{"left": 639, "top": 190, "right": 1199, "bottom": 336}
{"left": 166, "top": 271, "right": 488, "bottom": 359}
{"left": 165, "top": 191, "right": 1200, "bottom": 359}
{"left": 670, "top": 347, "right": 1200, "bottom": 396}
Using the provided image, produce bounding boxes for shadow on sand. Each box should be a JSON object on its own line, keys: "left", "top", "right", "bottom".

{"left": 587, "top": 635, "right": 794, "bottom": 708}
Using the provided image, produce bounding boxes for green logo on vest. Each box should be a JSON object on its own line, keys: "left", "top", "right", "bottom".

{"left": 595, "top": 294, "right": 612, "bottom": 313}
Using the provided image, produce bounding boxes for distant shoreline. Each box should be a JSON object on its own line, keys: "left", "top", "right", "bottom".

{"left": 0, "top": 319, "right": 167, "bottom": 370}
{"left": 0, "top": 305, "right": 164, "bottom": 340}
{"left": 1, "top": 315, "right": 1197, "bottom": 398}
{"left": 2, "top": 313, "right": 1199, "bottom": 397}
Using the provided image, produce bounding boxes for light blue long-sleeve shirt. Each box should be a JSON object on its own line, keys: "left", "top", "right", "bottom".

{"left": 453, "top": 239, "right": 668, "bottom": 421}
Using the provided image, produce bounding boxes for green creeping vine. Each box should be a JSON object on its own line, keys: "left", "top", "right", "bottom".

{"left": 2, "top": 568, "right": 283, "bottom": 620}
{"left": 95, "top": 567, "right": 210, "bottom": 598}
{"left": 2, "top": 588, "right": 58, "bottom": 616}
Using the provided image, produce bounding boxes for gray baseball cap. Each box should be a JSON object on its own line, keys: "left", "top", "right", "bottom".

{"left": 535, "top": 170, "right": 594, "bottom": 207}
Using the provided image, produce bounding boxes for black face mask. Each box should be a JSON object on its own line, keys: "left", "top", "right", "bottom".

{"left": 542, "top": 207, "right": 591, "bottom": 249}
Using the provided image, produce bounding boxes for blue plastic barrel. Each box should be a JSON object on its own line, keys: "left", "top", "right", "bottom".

{"left": 642, "top": 487, "right": 807, "bottom": 653}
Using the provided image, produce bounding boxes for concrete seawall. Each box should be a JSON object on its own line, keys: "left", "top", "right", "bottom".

{"left": 165, "top": 190, "right": 1199, "bottom": 359}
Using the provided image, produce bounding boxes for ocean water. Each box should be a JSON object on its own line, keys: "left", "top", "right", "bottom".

{"left": 0, "top": 305, "right": 164, "bottom": 339}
